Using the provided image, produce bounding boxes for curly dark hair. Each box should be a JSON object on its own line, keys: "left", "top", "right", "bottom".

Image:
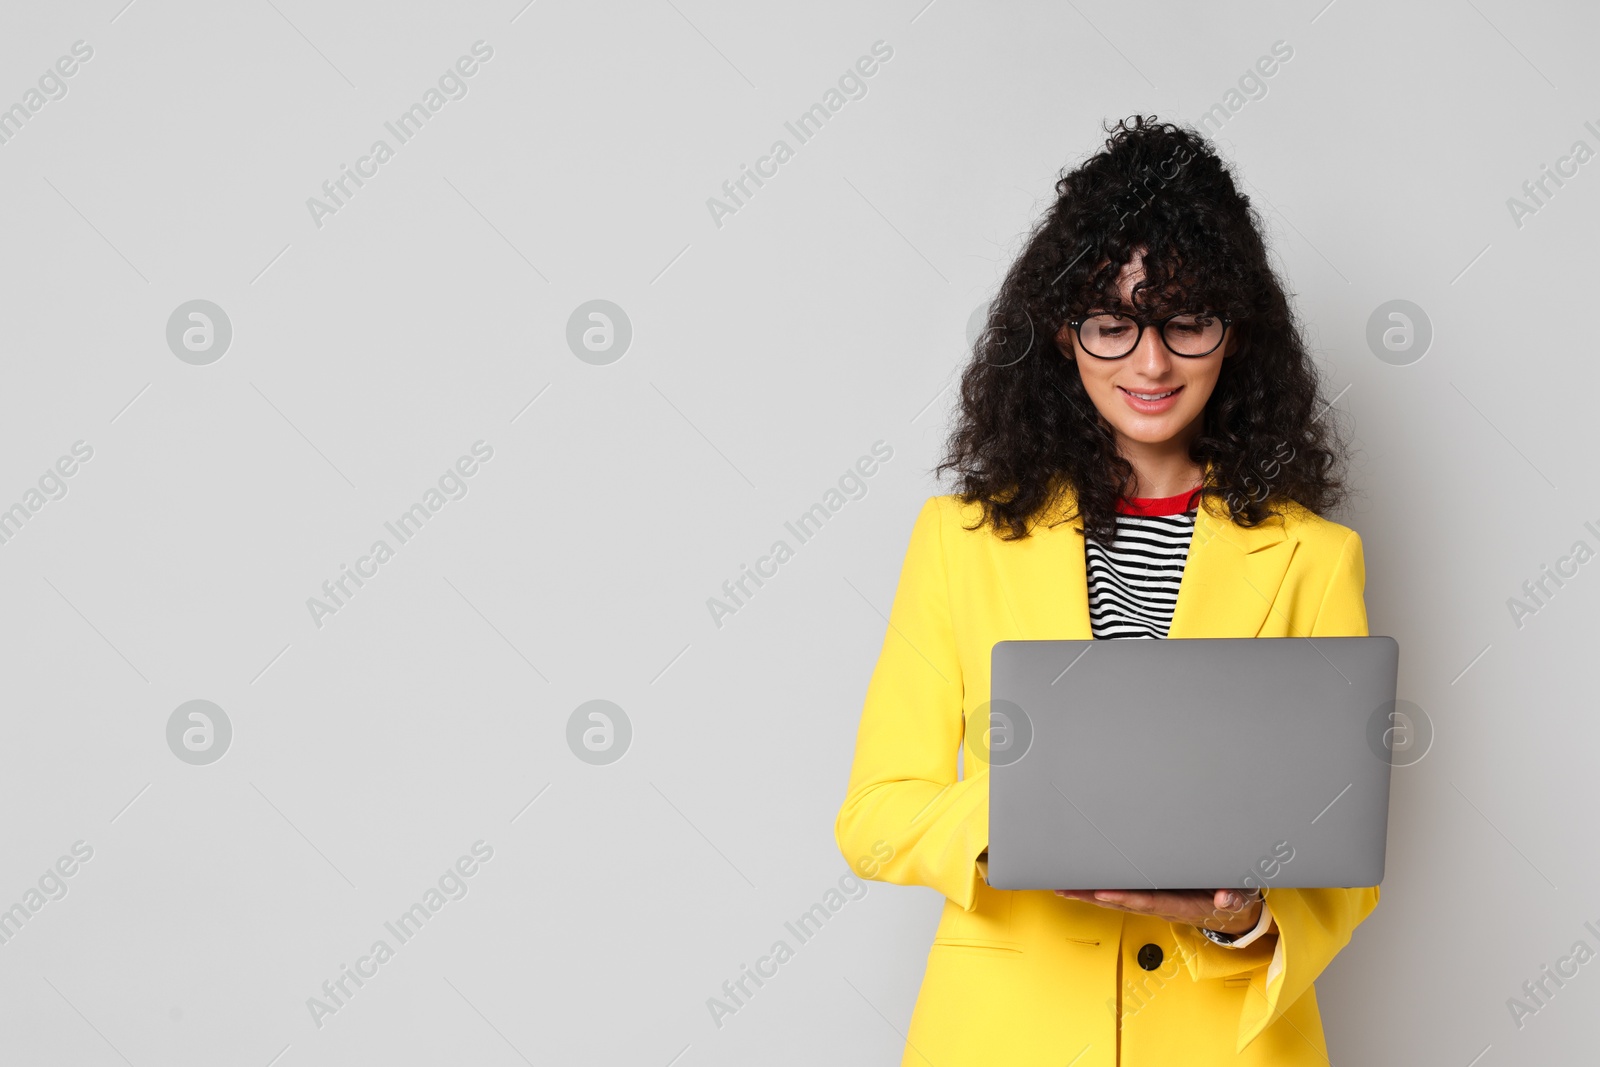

{"left": 936, "top": 114, "right": 1349, "bottom": 543}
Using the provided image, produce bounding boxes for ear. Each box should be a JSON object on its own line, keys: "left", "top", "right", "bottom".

{"left": 1054, "top": 324, "right": 1077, "bottom": 361}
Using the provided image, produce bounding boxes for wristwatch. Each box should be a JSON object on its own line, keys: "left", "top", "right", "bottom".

{"left": 1199, "top": 895, "right": 1272, "bottom": 948}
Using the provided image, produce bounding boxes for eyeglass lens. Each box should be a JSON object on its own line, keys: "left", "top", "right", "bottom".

{"left": 1078, "top": 312, "right": 1224, "bottom": 358}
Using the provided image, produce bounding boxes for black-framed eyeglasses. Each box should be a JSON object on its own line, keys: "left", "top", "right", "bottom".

{"left": 1065, "top": 310, "right": 1232, "bottom": 360}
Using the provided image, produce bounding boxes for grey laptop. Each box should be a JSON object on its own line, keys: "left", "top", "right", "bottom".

{"left": 984, "top": 637, "right": 1399, "bottom": 891}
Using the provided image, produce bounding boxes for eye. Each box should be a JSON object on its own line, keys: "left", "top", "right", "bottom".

{"left": 1168, "top": 312, "right": 1215, "bottom": 332}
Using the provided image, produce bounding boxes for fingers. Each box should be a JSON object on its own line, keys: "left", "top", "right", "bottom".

{"left": 1095, "top": 890, "right": 1185, "bottom": 914}
{"left": 1055, "top": 888, "right": 1213, "bottom": 922}
{"left": 1054, "top": 889, "right": 1136, "bottom": 914}
{"left": 1054, "top": 888, "right": 1260, "bottom": 929}
{"left": 1212, "top": 887, "right": 1263, "bottom": 912}
{"left": 1219, "top": 888, "right": 1256, "bottom": 907}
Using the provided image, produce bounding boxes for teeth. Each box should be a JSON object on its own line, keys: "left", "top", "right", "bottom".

{"left": 1128, "top": 389, "right": 1176, "bottom": 400}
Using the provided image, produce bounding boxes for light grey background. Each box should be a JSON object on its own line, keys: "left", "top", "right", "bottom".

{"left": 0, "top": 0, "right": 1595, "bottom": 1064}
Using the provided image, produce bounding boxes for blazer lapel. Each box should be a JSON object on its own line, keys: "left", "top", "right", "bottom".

{"left": 1166, "top": 500, "right": 1295, "bottom": 638}
{"left": 988, "top": 480, "right": 1297, "bottom": 641}
{"left": 988, "top": 494, "right": 1094, "bottom": 642}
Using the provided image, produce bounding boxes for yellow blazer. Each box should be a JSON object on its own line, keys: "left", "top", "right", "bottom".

{"left": 834, "top": 486, "right": 1380, "bottom": 1066}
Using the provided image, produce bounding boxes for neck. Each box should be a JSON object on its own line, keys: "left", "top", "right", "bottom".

{"left": 1117, "top": 424, "right": 1203, "bottom": 498}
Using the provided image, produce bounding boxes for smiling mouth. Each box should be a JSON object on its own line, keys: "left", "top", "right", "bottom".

{"left": 1119, "top": 386, "right": 1181, "bottom": 401}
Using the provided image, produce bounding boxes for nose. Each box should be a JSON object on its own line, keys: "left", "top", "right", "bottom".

{"left": 1128, "top": 323, "right": 1178, "bottom": 376}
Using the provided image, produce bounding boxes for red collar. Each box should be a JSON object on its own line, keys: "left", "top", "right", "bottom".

{"left": 1115, "top": 485, "right": 1202, "bottom": 516}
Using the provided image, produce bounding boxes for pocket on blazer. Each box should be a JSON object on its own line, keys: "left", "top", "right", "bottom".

{"left": 931, "top": 936, "right": 1023, "bottom": 955}
{"left": 1222, "top": 975, "right": 1252, "bottom": 987}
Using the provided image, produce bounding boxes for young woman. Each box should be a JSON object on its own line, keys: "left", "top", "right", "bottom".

{"left": 834, "top": 116, "right": 1377, "bottom": 1065}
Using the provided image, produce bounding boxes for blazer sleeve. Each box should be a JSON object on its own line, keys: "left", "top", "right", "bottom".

{"left": 1167, "top": 528, "right": 1383, "bottom": 1054}
{"left": 833, "top": 496, "right": 989, "bottom": 911}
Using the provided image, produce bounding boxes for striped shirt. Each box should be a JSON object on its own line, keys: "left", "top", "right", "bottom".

{"left": 1080, "top": 483, "right": 1276, "bottom": 946}
{"left": 1085, "top": 486, "right": 1201, "bottom": 640}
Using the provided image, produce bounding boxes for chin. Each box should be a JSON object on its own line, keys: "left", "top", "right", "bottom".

{"left": 1113, "top": 419, "right": 1194, "bottom": 445}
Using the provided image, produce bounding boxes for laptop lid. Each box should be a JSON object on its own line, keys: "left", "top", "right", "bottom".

{"left": 984, "top": 636, "right": 1398, "bottom": 891}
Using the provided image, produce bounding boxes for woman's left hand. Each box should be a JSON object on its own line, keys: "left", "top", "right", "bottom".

{"left": 1054, "top": 888, "right": 1264, "bottom": 935}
